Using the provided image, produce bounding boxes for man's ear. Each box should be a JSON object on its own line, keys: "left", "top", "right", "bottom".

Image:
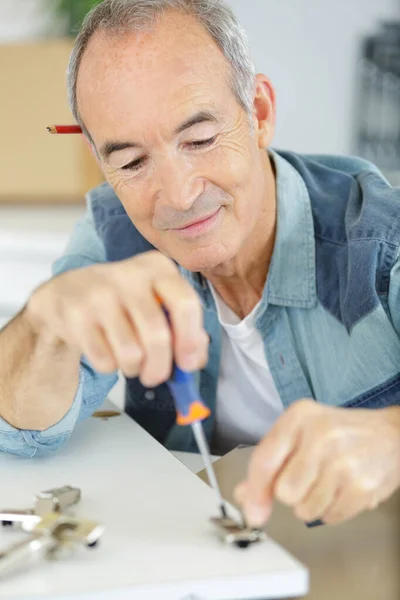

{"left": 252, "top": 74, "right": 276, "bottom": 149}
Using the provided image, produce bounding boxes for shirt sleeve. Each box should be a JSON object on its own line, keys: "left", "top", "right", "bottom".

{"left": 388, "top": 249, "right": 400, "bottom": 337}
{"left": 0, "top": 201, "right": 118, "bottom": 458}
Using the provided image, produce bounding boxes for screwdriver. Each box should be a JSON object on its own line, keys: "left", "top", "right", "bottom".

{"left": 166, "top": 364, "right": 227, "bottom": 519}
{"left": 158, "top": 300, "right": 227, "bottom": 518}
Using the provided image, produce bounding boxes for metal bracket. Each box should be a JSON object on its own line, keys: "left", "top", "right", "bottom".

{"left": 1, "top": 485, "right": 81, "bottom": 529}
{"left": 0, "top": 486, "right": 103, "bottom": 579}
{"left": 210, "top": 515, "right": 266, "bottom": 549}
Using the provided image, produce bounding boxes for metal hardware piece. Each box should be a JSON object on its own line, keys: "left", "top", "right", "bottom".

{"left": 0, "top": 510, "right": 38, "bottom": 529}
{"left": 0, "top": 486, "right": 103, "bottom": 579}
{"left": 35, "top": 486, "right": 81, "bottom": 519}
{"left": 33, "top": 511, "right": 104, "bottom": 551}
{"left": 0, "top": 531, "right": 58, "bottom": 577}
{"left": 210, "top": 515, "right": 266, "bottom": 549}
{"left": 0, "top": 485, "right": 80, "bottom": 530}
{"left": 92, "top": 410, "right": 121, "bottom": 419}
{"left": 0, "top": 512, "right": 103, "bottom": 578}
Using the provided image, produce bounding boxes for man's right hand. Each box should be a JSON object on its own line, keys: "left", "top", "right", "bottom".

{"left": 25, "top": 251, "right": 209, "bottom": 387}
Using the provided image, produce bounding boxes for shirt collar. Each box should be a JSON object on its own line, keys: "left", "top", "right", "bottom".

{"left": 181, "top": 149, "right": 317, "bottom": 309}
{"left": 266, "top": 150, "right": 317, "bottom": 308}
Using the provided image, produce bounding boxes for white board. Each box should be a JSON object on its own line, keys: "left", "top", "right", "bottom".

{"left": 0, "top": 405, "right": 308, "bottom": 599}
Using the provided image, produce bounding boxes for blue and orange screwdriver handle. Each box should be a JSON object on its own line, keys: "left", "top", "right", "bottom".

{"left": 159, "top": 302, "right": 227, "bottom": 518}
{"left": 166, "top": 366, "right": 210, "bottom": 426}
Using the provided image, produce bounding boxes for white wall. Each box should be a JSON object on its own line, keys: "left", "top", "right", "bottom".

{"left": 0, "top": 0, "right": 58, "bottom": 41}
{"left": 228, "top": 0, "right": 399, "bottom": 154}
{"left": 1, "top": 0, "right": 398, "bottom": 153}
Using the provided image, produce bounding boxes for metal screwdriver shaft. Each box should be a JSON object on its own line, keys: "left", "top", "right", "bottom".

{"left": 166, "top": 362, "right": 228, "bottom": 519}
{"left": 160, "top": 303, "right": 228, "bottom": 519}
{"left": 191, "top": 420, "right": 227, "bottom": 518}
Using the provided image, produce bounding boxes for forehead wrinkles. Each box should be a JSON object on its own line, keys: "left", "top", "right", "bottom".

{"left": 78, "top": 49, "right": 230, "bottom": 147}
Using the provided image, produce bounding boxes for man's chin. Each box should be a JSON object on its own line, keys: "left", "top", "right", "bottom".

{"left": 173, "top": 244, "right": 229, "bottom": 273}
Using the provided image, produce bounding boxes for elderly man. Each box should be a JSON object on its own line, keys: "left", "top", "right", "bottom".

{"left": 1, "top": 0, "right": 399, "bottom": 529}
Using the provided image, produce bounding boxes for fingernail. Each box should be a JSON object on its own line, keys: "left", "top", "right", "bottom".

{"left": 245, "top": 503, "right": 270, "bottom": 528}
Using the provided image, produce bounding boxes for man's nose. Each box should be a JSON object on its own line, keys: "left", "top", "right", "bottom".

{"left": 156, "top": 159, "right": 203, "bottom": 210}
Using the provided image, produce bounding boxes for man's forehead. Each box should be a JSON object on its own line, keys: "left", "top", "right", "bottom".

{"left": 77, "top": 13, "right": 232, "bottom": 143}
{"left": 79, "top": 11, "right": 227, "bottom": 81}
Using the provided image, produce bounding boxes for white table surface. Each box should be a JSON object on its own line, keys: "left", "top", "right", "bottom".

{"left": 172, "top": 450, "right": 219, "bottom": 474}
{"left": 0, "top": 403, "right": 308, "bottom": 600}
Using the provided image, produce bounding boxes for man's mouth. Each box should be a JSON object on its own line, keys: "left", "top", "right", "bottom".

{"left": 170, "top": 208, "right": 222, "bottom": 237}
{"left": 173, "top": 210, "right": 219, "bottom": 230}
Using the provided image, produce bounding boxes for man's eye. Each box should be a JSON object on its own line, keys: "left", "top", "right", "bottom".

{"left": 188, "top": 136, "right": 216, "bottom": 149}
{"left": 121, "top": 157, "right": 145, "bottom": 171}
{"left": 119, "top": 138, "right": 215, "bottom": 171}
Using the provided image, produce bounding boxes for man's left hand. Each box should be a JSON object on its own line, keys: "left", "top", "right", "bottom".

{"left": 234, "top": 400, "right": 400, "bottom": 526}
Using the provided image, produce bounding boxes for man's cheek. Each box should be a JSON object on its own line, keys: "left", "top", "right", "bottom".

{"left": 112, "top": 177, "right": 139, "bottom": 197}
{"left": 214, "top": 151, "right": 250, "bottom": 192}
{"left": 134, "top": 209, "right": 163, "bottom": 237}
{"left": 118, "top": 185, "right": 149, "bottom": 215}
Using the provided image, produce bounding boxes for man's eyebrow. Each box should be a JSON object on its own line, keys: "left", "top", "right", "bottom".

{"left": 100, "top": 141, "right": 139, "bottom": 162}
{"left": 99, "top": 111, "right": 218, "bottom": 161}
{"left": 174, "top": 110, "right": 218, "bottom": 135}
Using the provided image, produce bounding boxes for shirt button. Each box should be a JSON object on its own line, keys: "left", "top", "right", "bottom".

{"left": 144, "top": 390, "right": 155, "bottom": 401}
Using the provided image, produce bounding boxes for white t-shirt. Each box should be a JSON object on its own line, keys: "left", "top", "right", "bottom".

{"left": 209, "top": 284, "right": 284, "bottom": 454}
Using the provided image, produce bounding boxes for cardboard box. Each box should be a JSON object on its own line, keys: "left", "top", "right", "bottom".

{"left": 0, "top": 39, "right": 104, "bottom": 204}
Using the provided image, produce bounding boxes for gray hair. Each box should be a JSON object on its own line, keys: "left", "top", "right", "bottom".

{"left": 67, "top": 0, "right": 256, "bottom": 140}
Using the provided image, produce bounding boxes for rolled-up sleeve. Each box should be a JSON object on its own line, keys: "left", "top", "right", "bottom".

{"left": 0, "top": 200, "right": 118, "bottom": 457}
{"left": 0, "top": 360, "right": 118, "bottom": 457}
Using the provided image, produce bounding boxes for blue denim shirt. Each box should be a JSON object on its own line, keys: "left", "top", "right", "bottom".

{"left": 2, "top": 150, "right": 400, "bottom": 457}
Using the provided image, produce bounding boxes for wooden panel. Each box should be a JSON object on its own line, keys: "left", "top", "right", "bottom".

{"left": 198, "top": 446, "right": 400, "bottom": 600}
{"left": 0, "top": 40, "right": 103, "bottom": 204}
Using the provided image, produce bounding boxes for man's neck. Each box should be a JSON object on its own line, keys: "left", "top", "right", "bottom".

{"left": 202, "top": 156, "right": 277, "bottom": 320}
